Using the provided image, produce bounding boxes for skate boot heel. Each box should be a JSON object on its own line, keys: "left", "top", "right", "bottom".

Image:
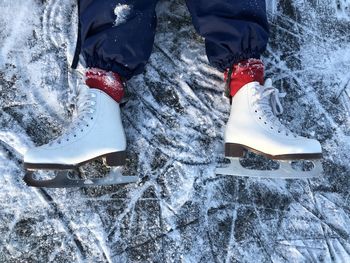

{"left": 104, "top": 151, "right": 127, "bottom": 166}
{"left": 225, "top": 143, "right": 246, "bottom": 157}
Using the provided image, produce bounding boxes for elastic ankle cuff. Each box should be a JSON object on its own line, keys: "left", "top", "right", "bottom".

{"left": 224, "top": 59, "right": 264, "bottom": 98}
{"left": 85, "top": 68, "right": 125, "bottom": 103}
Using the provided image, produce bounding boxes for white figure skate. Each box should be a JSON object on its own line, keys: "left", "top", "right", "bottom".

{"left": 23, "top": 83, "right": 138, "bottom": 187}
{"left": 216, "top": 79, "right": 323, "bottom": 179}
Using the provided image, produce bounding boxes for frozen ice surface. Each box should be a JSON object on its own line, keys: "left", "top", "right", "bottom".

{"left": 1, "top": 0, "right": 350, "bottom": 262}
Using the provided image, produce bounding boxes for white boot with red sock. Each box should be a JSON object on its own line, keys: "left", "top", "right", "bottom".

{"left": 23, "top": 68, "right": 138, "bottom": 187}
{"left": 216, "top": 59, "right": 323, "bottom": 179}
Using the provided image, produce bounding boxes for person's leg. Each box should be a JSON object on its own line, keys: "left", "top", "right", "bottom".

{"left": 185, "top": 0, "right": 269, "bottom": 73}
{"left": 79, "top": 0, "right": 159, "bottom": 80}
{"left": 23, "top": 0, "right": 159, "bottom": 187}
{"left": 185, "top": 1, "right": 269, "bottom": 97}
{"left": 184, "top": 2, "right": 323, "bottom": 178}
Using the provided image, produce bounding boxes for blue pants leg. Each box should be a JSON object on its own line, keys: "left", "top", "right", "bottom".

{"left": 78, "top": 0, "right": 269, "bottom": 78}
{"left": 79, "top": 0, "right": 158, "bottom": 79}
{"left": 185, "top": 0, "right": 269, "bottom": 71}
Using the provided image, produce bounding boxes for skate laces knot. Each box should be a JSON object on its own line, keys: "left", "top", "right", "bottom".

{"left": 71, "top": 84, "right": 96, "bottom": 127}
{"left": 260, "top": 86, "right": 286, "bottom": 116}
{"left": 51, "top": 84, "right": 96, "bottom": 145}
{"left": 255, "top": 79, "right": 293, "bottom": 136}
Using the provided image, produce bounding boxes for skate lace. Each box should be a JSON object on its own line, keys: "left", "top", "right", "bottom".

{"left": 255, "top": 82, "right": 296, "bottom": 137}
{"left": 52, "top": 83, "right": 96, "bottom": 145}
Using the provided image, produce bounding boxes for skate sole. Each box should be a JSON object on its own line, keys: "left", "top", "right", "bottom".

{"left": 225, "top": 143, "right": 323, "bottom": 160}
{"left": 23, "top": 151, "right": 126, "bottom": 171}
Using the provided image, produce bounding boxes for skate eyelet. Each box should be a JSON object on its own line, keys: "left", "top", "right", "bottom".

{"left": 270, "top": 127, "right": 273, "bottom": 129}
{"left": 86, "top": 124, "right": 89, "bottom": 127}
{"left": 259, "top": 117, "right": 262, "bottom": 120}
{"left": 264, "top": 121, "right": 267, "bottom": 124}
{"left": 81, "top": 129, "right": 83, "bottom": 132}
{"left": 91, "top": 117, "right": 93, "bottom": 120}
{"left": 255, "top": 110, "right": 258, "bottom": 113}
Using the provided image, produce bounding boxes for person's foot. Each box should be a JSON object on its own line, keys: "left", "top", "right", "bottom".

{"left": 224, "top": 78, "right": 322, "bottom": 160}
{"left": 24, "top": 69, "right": 127, "bottom": 170}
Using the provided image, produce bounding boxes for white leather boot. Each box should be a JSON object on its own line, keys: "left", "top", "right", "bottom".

{"left": 217, "top": 79, "right": 323, "bottom": 179}
{"left": 24, "top": 83, "right": 127, "bottom": 170}
{"left": 224, "top": 78, "right": 322, "bottom": 159}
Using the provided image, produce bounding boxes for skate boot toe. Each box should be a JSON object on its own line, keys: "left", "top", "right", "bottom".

{"left": 295, "top": 138, "right": 322, "bottom": 158}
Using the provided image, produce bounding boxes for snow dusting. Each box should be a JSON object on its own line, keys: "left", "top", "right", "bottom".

{"left": 114, "top": 4, "right": 131, "bottom": 26}
{"left": 0, "top": 0, "right": 350, "bottom": 262}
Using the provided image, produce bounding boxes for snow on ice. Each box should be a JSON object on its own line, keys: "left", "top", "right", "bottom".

{"left": 0, "top": 0, "right": 350, "bottom": 262}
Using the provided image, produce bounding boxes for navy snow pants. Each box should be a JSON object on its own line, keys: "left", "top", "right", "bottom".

{"left": 78, "top": 0, "right": 269, "bottom": 80}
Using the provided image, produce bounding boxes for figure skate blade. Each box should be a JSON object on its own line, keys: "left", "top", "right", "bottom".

{"left": 216, "top": 158, "right": 323, "bottom": 179}
{"left": 24, "top": 167, "right": 138, "bottom": 188}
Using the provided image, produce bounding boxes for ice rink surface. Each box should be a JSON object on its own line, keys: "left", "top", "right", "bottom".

{"left": 1, "top": 0, "right": 350, "bottom": 262}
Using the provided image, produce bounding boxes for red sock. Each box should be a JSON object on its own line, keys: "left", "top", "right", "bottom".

{"left": 224, "top": 58, "right": 264, "bottom": 97}
{"left": 85, "top": 68, "right": 125, "bottom": 103}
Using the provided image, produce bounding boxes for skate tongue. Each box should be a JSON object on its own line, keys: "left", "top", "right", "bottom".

{"left": 264, "top": 78, "right": 273, "bottom": 88}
